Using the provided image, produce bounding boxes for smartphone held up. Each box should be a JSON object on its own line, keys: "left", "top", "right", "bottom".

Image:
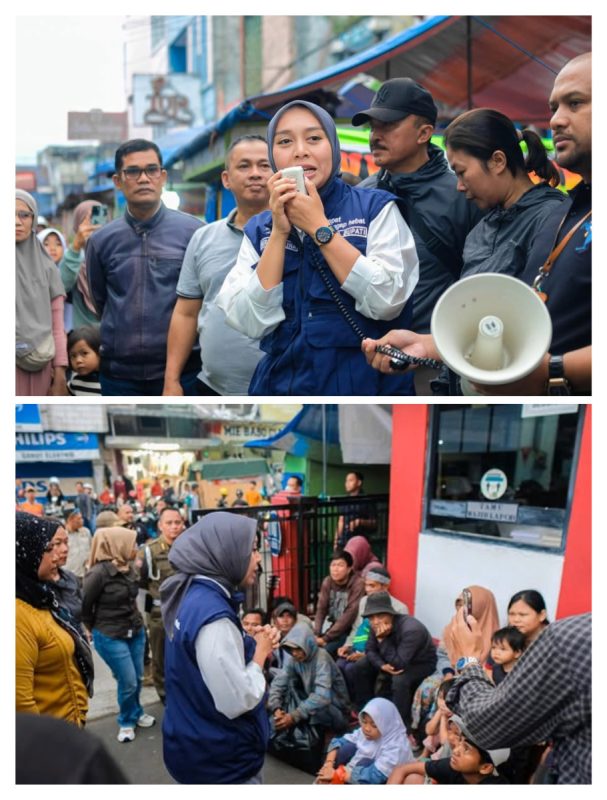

{"left": 90, "top": 204, "right": 109, "bottom": 226}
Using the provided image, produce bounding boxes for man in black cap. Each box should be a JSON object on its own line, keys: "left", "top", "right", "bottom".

{"left": 347, "top": 590, "right": 436, "bottom": 728}
{"left": 352, "top": 78, "right": 483, "bottom": 393}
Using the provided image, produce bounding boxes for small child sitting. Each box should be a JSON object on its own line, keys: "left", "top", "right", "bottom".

{"left": 420, "top": 678, "right": 454, "bottom": 757}
{"left": 316, "top": 697, "right": 414, "bottom": 784}
{"left": 67, "top": 326, "right": 101, "bottom": 395}
{"left": 388, "top": 714, "right": 510, "bottom": 785}
{"left": 490, "top": 626, "right": 526, "bottom": 685}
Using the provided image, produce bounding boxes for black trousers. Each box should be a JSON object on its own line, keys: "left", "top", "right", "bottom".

{"left": 348, "top": 656, "right": 434, "bottom": 729}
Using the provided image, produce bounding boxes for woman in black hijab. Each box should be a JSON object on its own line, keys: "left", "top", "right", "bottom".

{"left": 16, "top": 512, "right": 93, "bottom": 726}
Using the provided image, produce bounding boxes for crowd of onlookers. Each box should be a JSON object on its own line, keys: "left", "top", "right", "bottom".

{"left": 15, "top": 500, "right": 591, "bottom": 784}
{"left": 16, "top": 53, "right": 591, "bottom": 397}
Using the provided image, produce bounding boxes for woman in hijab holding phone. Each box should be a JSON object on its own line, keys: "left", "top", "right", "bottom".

{"left": 59, "top": 200, "right": 105, "bottom": 329}
{"left": 218, "top": 100, "right": 419, "bottom": 396}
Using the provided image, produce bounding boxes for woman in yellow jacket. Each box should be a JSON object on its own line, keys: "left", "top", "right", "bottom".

{"left": 16, "top": 512, "right": 93, "bottom": 726}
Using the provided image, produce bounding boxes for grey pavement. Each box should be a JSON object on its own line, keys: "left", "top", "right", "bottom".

{"left": 87, "top": 647, "right": 312, "bottom": 784}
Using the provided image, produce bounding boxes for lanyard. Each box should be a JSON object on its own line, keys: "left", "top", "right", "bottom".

{"left": 533, "top": 209, "right": 592, "bottom": 301}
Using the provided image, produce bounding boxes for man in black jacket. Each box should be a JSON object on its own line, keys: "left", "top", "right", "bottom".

{"left": 347, "top": 591, "right": 436, "bottom": 728}
{"left": 352, "top": 79, "right": 483, "bottom": 372}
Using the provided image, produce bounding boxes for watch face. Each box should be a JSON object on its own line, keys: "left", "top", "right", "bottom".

{"left": 315, "top": 226, "right": 333, "bottom": 244}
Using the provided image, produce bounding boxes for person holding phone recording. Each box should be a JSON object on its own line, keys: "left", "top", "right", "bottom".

{"left": 217, "top": 100, "right": 419, "bottom": 395}
{"left": 59, "top": 201, "right": 106, "bottom": 329}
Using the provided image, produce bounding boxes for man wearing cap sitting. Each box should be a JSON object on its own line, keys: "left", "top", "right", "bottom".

{"left": 388, "top": 713, "right": 510, "bottom": 784}
{"left": 352, "top": 78, "right": 483, "bottom": 394}
{"left": 348, "top": 591, "right": 436, "bottom": 729}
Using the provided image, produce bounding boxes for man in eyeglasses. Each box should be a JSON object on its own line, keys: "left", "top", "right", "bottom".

{"left": 87, "top": 139, "right": 203, "bottom": 395}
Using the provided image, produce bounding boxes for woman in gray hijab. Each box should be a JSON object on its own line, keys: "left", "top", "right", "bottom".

{"left": 16, "top": 189, "right": 69, "bottom": 395}
{"left": 217, "top": 99, "right": 419, "bottom": 395}
{"left": 160, "top": 511, "right": 276, "bottom": 784}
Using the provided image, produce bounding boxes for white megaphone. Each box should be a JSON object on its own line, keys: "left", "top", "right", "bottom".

{"left": 431, "top": 273, "right": 552, "bottom": 395}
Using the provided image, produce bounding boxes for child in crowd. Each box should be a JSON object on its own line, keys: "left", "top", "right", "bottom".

{"left": 421, "top": 678, "right": 454, "bottom": 757}
{"left": 388, "top": 714, "right": 510, "bottom": 784}
{"left": 490, "top": 626, "right": 526, "bottom": 685}
{"left": 316, "top": 698, "right": 414, "bottom": 784}
{"left": 67, "top": 326, "right": 101, "bottom": 395}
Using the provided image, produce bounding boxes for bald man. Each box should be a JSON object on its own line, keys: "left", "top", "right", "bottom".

{"left": 363, "top": 53, "right": 592, "bottom": 396}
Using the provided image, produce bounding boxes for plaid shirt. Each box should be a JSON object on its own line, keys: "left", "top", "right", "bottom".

{"left": 447, "top": 613, "right": 591, "bottom": 784}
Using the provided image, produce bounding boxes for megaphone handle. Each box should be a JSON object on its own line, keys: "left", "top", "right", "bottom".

{"left": 375, "top": 344, "right": 442, "bottom": 370}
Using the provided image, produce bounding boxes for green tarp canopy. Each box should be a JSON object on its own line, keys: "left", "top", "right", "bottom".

{"left": 188, "top": 458, "right": 269, "bottom": 482}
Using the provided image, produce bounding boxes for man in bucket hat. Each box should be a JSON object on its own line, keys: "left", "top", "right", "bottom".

{"left": 347, "top": 591, "right": 436, "bottom": 728}
{"left": 353, "top": 78, "right": 483, "bottom": 393}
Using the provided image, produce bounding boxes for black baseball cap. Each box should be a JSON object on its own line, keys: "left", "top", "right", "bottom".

{"left": 352, "top": 78, "right": 437, "bottom": 127}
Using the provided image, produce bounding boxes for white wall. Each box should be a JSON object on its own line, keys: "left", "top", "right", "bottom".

{"left": 414, "top": 531, "right": 564, "bottom": 639}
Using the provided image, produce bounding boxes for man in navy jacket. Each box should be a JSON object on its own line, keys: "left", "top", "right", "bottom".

{"left": 87, "top": 139, "right": 202, "bottom": 395}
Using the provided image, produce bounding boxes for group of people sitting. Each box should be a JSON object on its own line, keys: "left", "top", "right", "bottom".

{"left": 237, "top": 548, "right": 555, "bottom": 785}
{"left": 16, "top": 506, "right": 584, "bottom": 785}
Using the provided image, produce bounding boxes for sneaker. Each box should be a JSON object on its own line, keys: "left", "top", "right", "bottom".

{"left": 137, "top": 713, "right": 156, "bottom": 728}
{"left": 117, "top": 727, "right": 136, "bottom": 743}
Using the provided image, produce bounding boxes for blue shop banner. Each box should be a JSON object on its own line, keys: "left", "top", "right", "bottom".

{"left": 16, "top": 431, "right": 100, "bottom": 462}
{"left": 15, "top": 404, "right": 42, "bottom": 432}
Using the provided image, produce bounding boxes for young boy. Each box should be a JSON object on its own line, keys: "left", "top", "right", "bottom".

{"left": 387, "top": 714, "right": 510, "bottom": 784}
{"left": 490, "top": 626, "right": 526, "bottom": 685}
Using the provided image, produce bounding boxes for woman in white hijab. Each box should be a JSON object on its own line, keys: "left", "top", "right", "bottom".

{"left": 16, "top": 189, "right": 68, "bottom": 395}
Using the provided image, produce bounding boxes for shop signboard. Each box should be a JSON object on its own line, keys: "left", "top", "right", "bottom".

{"left": 16, "top": 431, "right": 100, "bottom": 462}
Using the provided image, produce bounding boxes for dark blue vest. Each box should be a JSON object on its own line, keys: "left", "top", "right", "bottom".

{"left": 162, "top": 578, "right": 269, "bottom": 784}
{"left": 244, "top": 178, "right": 415, "bottom": 395}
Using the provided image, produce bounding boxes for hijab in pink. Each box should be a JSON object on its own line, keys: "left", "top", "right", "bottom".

{"left": 344, "top": 536, "right": 379, "bottom": 573}
{"left": 73, "top": 200, "right": 102, "bottom": 315}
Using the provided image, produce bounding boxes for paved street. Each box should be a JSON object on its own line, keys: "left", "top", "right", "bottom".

{"left": 87, "top": 647, "right": 312, "bottom": 784}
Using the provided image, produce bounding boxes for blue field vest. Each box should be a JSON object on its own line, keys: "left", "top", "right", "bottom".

{"left": 244, "top": 178, "right": 415, "bottom": 395}
{"left": 162, "top": 578, "right": 270, "bottom": 784}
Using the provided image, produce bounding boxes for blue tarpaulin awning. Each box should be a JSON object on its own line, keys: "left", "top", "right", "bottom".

{"left": 163, "top": 14, "right": 590, "bottom": 170}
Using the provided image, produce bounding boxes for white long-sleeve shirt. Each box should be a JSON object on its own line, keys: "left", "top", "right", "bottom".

{"left": 193, "top": 578, "right": 266, "bottom": 719}
{"left": 216, "top": 201, "right": 419, "bottom": 340}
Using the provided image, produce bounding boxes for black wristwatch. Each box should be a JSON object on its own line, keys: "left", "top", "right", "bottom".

{"left": 546, "top": 354, "right": 572, "bottom": 395}
{"left": 314, "top": 224, "right": 336, "bottom": 246}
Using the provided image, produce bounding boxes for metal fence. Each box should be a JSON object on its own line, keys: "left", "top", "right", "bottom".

{"left": 194, "top": 494, "right": 389, "bottom": 616}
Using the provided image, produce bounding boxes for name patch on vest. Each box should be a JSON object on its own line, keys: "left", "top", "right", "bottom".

{"left": 260, "top": 235, "right": 299, "bottom": 253}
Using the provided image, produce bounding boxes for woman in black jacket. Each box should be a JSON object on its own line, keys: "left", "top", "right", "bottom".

{"left": 82, "top": 526, "right": 155, "bottom": 743}
{"left": 348, "top": 591, "right": 436, "bottom": 728}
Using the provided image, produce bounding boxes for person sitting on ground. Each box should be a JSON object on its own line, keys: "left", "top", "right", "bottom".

{"left": 268, "top": 600, "right": 298, "bottom": 677}
{"left": 337, "top": 565, "right": 408, "bottom": 690}
{"left": 348, "top": 591, "right": 437, "bottom": 729}
{"left": 410, "top": 584, "right": 500, "bottom": 744}
{"left": 343, "top": 535, "right": 379, "bottom": 574}
{"left": 420, "top": 678, "right": 455, "bottom": 759}
{"left": 313, "top": 549, "right": 366, "bottom": 658}
{"left": 317, "top": 697, "right": 414, "bottom": 784}
{"left": 268, "top": 623, "right": 351, "bottom": 751}
{"left": 490, "top": 626, "right": 526, "bottom": 686}
{"left": 241, "top": 607, "right": 266, "bottom": 635}
{"left": 507, "top": 589, "right": 549, "bottom": 647}
{"left": 388, "top": 713, "right": 510, "bottom": 784}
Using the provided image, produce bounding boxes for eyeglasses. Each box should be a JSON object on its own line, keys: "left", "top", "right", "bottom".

{"left": 120, "top": 165, "right": 163, "bottom": 181}
{"left": 16, "top": 211, "right": 34, "bottom": 221}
